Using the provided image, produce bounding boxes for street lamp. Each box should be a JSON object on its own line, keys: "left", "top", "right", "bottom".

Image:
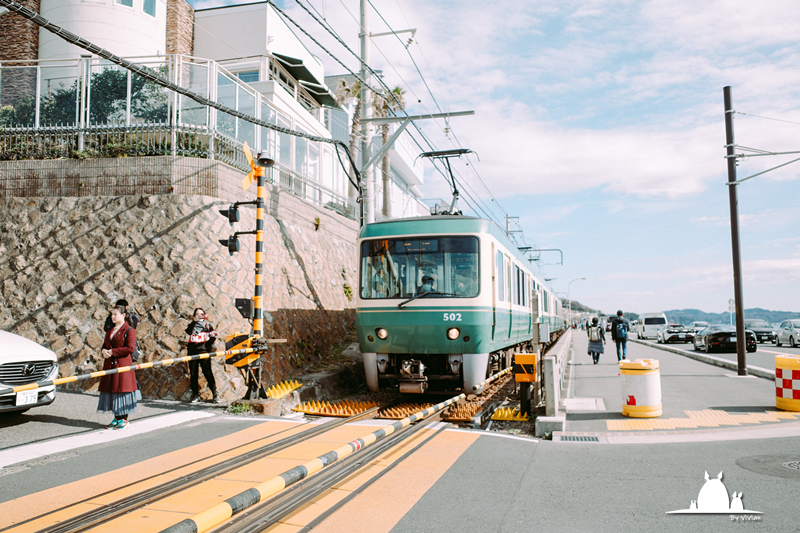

{"left": 568, "top": 278, "right": 586, "bottom": 326}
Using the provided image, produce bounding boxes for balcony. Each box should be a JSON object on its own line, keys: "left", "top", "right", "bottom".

{"left": 0, "top": 54, "right": 355, "bottom": 219}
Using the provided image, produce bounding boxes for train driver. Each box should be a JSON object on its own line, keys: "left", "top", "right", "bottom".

{"left": 419, "top": 274, "right": 436, "bottom": 294}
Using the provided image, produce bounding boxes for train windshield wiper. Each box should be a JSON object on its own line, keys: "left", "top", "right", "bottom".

{"left": 397, "top": 291, "right": 458, "bottom": 309}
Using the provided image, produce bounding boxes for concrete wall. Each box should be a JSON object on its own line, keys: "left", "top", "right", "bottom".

{"left": 0, "top": 156, "right": 359, "bottom": 401}
{"left": 38, "top": 0, "right": 167, "bottom": 61}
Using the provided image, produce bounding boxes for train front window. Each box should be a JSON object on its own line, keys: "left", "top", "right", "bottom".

{"left": 360, "top": 237, "right": 479, "bottom": 299}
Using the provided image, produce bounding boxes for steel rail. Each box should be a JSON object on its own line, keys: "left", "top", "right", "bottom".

{"left": 215, "top": 419, "right": 447, "bottom": 533}
{"left": 32, "top": 406, "right": 384, "bottom": 533}
{"left": 160, "top": 367, "right": 513, "bottom": 533}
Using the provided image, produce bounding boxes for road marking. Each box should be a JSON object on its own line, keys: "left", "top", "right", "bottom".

{"left": 0, "top": 411, "right": 215, "bottom": 469}
{"left": 757, "top": 348, "right": 799, "bottom": 356}
{"left": 606, "top": 409, "right": 800, "bottom": 431}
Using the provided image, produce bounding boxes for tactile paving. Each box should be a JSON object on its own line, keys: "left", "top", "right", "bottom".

{"left": 606, "top": 409, "right": 800, "bottom": 431}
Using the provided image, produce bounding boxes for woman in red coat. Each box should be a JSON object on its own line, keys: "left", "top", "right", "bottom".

{"left": 96, "top": 304, "right": 140, "bottom": 429}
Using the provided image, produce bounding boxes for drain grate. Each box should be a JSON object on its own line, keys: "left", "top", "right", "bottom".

{"left": 782, "top": 461, "right": 800, "bottom": 471}
{"left": 560, "top": 436, "right": 599, "bottom": 442}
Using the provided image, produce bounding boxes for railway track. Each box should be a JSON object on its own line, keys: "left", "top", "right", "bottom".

{"left": 25, "top": 406, "right": 384, "bottom": 533}
{"left": 212, "top": 414, "right": 447, "bottom": 533}
{"left": 11, "top": 369, "right": 513, "bottom": 533}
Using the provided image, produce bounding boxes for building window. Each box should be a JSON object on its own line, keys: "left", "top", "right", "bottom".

{"left": 115, "top": 0, "right": 133, "bottom": 7}
{"left": 143, "top": 0, "right": 156, "bottom": 16}
{"left": 235, "top": 71, "right": 259, "bottom": 83}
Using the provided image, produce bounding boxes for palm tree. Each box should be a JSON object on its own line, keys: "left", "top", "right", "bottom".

{"left": 375, "top": 86, "right": 405, "bottom": 218}
{"left": 332, "top": 78, "right": 360, "bottom": 205}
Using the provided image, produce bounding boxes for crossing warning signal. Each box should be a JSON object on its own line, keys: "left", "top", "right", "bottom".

{"left": 219, "top": 236, "right": 240, "bottom": 255}
{"left": 219, "top": 205, "right": 240, "bottom": 225}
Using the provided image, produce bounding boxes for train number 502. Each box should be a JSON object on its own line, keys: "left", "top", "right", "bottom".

{"left": 443, "top": 313, "right": 462, "bottom": 322}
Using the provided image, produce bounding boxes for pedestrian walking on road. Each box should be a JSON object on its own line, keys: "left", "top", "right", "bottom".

{"left": 97, "top": 303, "right": 140, "bottom": 429}
{"left": 587, "top": 317, "right": 605, "bottom": 364}
{"left": 185, "top": 308, "right": 219, "bottom": 404}
{"left": 610, "top": 310, "right": 629, "bottom": 361}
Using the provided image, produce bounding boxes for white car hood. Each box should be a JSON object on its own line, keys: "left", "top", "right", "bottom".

{"left": 0, "top": 330, "right": 58, "bottom": 365}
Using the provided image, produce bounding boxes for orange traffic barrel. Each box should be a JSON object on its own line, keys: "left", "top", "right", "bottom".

{"left": 619, "top": 358, "right": 662, "bottom": 418}
{"left": 775, "top": 356, "right": 800, "bottom": 412}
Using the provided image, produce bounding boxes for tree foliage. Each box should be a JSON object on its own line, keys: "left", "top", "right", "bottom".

{"left": 0, "top": 66, "right": 168, "bottom": 128}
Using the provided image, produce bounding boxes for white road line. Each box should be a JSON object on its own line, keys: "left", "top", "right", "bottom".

{"left": 0, "top": 411, "right": 215, "bottom": 469}
{"left": 446, "top": 427, "right": 538, "bottom": 442}
{"left": 757, "top": 348, "right": 799, "bottom": 356}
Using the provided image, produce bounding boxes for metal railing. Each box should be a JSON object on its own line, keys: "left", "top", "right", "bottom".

{"left": 0, "top": 54, "right": 358, "bottom": 219}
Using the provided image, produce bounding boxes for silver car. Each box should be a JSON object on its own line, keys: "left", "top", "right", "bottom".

{"left": 0, "top": 330, "right": 59, "bottom": 414}
{"left": 775, "top": 319, "right": 800, "bottom": 347}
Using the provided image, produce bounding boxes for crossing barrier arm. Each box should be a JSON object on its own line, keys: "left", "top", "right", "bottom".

{"left": 0, "top": 343, "right": 284, "bottom": 396}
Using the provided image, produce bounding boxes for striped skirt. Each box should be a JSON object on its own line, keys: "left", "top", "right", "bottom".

{"left": 97, "top": 390, "right": 142, "bottom": 416}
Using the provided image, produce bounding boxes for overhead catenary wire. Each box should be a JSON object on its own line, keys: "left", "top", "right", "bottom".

{"left": 734, "top": 111, "right": 800, "bottom": 127}
{"left": 287, "top": 0, "right": 499, "bottom": 223}
{"left": 364, "top": 0, "right": 510, "bottom": 221}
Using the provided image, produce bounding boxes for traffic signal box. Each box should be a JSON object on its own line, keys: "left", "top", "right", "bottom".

{"left": 225, "top": 332, "right": 261, "bottom": 367}
{"left": 514, "top": 353, "right": 537, "bottom": 382}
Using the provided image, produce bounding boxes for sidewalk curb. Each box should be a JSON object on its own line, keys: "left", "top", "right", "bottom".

{"left": 627, "top": 338, "right": 775, "bottom": 380}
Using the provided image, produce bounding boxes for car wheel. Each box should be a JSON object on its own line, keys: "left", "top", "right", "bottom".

{"left": 693, "top": 341, "right": 700, "bottom": 351}
{"left": 792, "top": 336, "right": 797, "bottom": 348}
{"left": 776, "top": 337, "right": 782, "bottom": 347}
{"left": 747, "top": 346, "right": 757, "bottom": 353}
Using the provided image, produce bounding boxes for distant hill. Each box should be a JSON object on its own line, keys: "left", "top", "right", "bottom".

{"left": 664, "top": 308, "right": 800, "bottom": 325}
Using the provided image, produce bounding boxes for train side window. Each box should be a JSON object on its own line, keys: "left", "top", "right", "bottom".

{"left": 496, "top": 251, "right": 504, "bottom": 301}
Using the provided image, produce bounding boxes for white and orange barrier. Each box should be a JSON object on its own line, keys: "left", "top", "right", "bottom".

{"left": 619, "top": 358, "right": 662, "bottom": 418}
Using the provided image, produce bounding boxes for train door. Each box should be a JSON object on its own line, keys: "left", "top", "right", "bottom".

{"left": 491, "top": 243, "right": 496, "bottom": 341}
{"left": 506, "top": 256, "right": 513, "bottom": 338}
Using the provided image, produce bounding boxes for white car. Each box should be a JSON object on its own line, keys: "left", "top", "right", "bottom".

{"left": 0, "top": 330, "right": 58, "bottom": 414}
{"left": 688, "top": 321, "right": 709, "bottom": 333}
{"left": 775, "top": 319, "right": 800, "bottom": 347}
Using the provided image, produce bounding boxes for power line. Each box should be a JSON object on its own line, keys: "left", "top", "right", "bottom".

{"left": 362, "top": 0, "right": 509, "bottom": 221}
{"left": 285, "top": 0, "right": 495, "bottom": 222}
{"left": 0, "top": 0, "right": 361, "bottom": 189}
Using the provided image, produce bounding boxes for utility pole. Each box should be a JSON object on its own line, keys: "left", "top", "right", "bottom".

{"left": 724, "top": 86, "right": 747, "bottom": 376}
{"left": 360, "top": 0, "right": 374, "bottom": 224}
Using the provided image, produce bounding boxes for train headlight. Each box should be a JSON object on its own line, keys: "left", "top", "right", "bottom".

{"left": 447, "top": 328, "right": 460, "bottom": 340}
{"left": 376, "top": 328, "right": 388, "bottom": 340}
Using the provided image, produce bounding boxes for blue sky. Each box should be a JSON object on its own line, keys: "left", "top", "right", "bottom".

{"left": 191, "top": 0, "right": 800, "bottom": 315}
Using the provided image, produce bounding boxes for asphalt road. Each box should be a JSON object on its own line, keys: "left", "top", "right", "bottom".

{"left": 639, "top": 338, "right": 800, "bottom": 371}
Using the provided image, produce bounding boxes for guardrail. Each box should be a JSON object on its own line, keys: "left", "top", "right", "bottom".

{"left": 543, "top": 328, "right": 573, "bottom": 417}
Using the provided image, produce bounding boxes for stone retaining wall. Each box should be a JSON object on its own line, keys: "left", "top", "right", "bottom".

{"left": 0, "top": 156, "right": 359, "bottom": 401}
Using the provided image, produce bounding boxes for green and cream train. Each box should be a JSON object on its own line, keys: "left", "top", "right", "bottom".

{"left": 356, "top": 215, "right": 565, "bottom": 394}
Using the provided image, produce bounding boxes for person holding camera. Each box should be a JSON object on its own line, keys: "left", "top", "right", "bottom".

{"left": 185, "top": 308, "right": 219, "bottom": 404}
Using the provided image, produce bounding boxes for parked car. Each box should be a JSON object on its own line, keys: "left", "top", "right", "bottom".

{"left": 0, "top": 330, "right": 58, "bottom": 414}
{"left": 688, "top": 321, "right": 709, "bottom": 333}
{"left": 657, "top": 324, "right": 694, "bottom": 344}
{"left": 693, "top": 324, "right": 757, "bottom": 353}
{"left": 744, "top": 319, "right": 776, "bottom": 344}
{"left": 635, "top": 312, "right": 668, "bottom": 339}
{"left": 775, "top": 319, "right": 800, "bottom": 347}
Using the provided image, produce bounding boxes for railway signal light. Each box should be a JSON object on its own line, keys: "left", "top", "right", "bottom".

{"left": 219, "top": 235, "right": 240, "bottom": 255}
{"left": 220, "top": 205, "right": 240, "bottom": 225}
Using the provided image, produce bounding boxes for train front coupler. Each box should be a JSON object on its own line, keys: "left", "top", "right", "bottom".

{"left": 398, "top": 359, "right": 428, "bottom": 394}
